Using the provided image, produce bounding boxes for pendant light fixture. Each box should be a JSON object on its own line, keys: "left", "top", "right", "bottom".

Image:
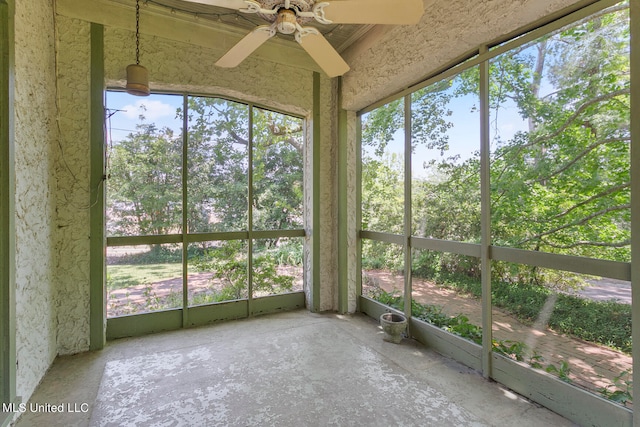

{"left": 125, "top": 0, "right": 150, "bottom": 96}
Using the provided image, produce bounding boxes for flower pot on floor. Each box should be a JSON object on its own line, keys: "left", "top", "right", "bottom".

{"left": 380, "top": 312, "right": 407, "bottom": 344}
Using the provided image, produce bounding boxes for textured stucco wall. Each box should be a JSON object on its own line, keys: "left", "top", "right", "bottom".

{"left": 104, "top": 28, "right": 313, "bottom": 115}
{"left": 345, "top": 110, "right": 358, "bottom": 313}
{"left": 319, "top": 78, "right": 338, "bottom": 312}
{"left": 13, "top": 0, "right": 58, "bottom": 404}
{"left": 55, "top": 16, "right": 92, "bottom": 355}
{"left": 341, "top": 0, "right": 583, "bottom": 111}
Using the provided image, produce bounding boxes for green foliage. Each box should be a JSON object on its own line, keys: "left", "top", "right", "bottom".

{"left": 192, "top": 241, "right": 294, "bottom": 302}
{"left": 410, "top": 260, "right": 632, "bottom": 353}
{"left": 252, "top": 108, "right": 304, "bottom": 231}
{"left": 361, "top": 153, "right": 405, "bottom": 233}
{"left": 549, "top": 294, "right": 632, "bottom": 353}
{"left": 598, "top": 369, "right": 633, "bottom": 406}
{"left": 369, "top": 289, "right": 571, "bottom": 379}
{"left": 361, "top": 3, "right": 631, "bottom": 283}
{"left": 486, "top": 6, "right": 631, "bottom": 262}
{"left": 109, "top": 245, "right": 183, "bottom": 266}
{"left": 361, "top": 240, "right": 404, "bottom": 272}
{"left": 108, "top": 97, "right": 303, "bottom": 237}
{"left": 369, "top": 289, "right": 482, "bottom": 344}
{"left": 491, "top": 278, "right": 550, "bottom": 322}
{"left": 545, "top": 360, "right": 572, "bottom": 383}
{"left": 107, "top": 121, "right": 182, "bottom": 236}
{"left": 268, "top": 239, "right": 304, "bottom": 266}
{"left": 361, "top": 98, "right": 404, "bottom": 154}
{"left": 362, "top": 7, "right": 632, "bottom": 403}
{"left": 492, "top": 340, "right": 527, "bottom": 362}
{"left": 183, "top": 97, "right": 250, "bottom": 233}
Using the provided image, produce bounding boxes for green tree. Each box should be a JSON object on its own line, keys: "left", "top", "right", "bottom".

{"left": 107, "top": 97, "right": 304, "bottom": 238}
{"left": 107, "top": 115, "right": 182, "bottom": 236}
{"left": 489, "top": 3, "right": 630, "bottom": 264}
{"left": 252, "top": 107, "right": 304, "bottom": 233}
{"left": 185, "top": 97, "right": 249, "bottom": 233}
{"left": 360, "top": 2, "right": 630, "bottom": 282}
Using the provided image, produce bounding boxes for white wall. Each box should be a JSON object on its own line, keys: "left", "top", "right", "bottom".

{"left": 55, "top": 15, "right": 92, "bottom": 355}
{"left": 13, "top": 0, "right": 58, "bottom": 406}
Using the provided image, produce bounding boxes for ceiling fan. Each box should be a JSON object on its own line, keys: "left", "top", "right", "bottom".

{"left": 181, "top": 0, "right": 425, "bottom": 77}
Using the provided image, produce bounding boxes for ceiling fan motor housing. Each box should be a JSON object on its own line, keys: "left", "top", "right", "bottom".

{"left": 276, "top": 9, "right": 298, "bottom": 34}
{"left": 257, "top": 0, "right": 316, "bottom": 24}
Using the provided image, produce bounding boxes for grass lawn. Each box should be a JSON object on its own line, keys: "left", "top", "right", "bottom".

{"left": 107, "top": 263, "right": 183, "bottom": 291}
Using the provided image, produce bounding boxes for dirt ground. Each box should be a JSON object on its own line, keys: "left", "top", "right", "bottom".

{"left": 107, "top": 266, "right": 303, "bottom": 317}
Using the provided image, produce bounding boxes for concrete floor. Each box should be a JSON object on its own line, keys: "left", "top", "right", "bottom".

{"left": 15, "top": 310, "right": 576, "bottom": 426}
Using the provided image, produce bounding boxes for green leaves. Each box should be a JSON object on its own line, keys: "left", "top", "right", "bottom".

{"left": 108, "top": 96, "right": 304, "bottom": 237}
{"left": 107, "top": 120, "right": 183, "bottom": 236}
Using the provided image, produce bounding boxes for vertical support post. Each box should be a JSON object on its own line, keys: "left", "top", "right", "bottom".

{"left": 312, "top": 72, "right": 321, "bottom": 312}
{"left": 0, "top": 1, "right": 18, "bottom": 423}
{"left": 355, "top": 113, "right": 363, "bottom": 311}
{"left": 247, "top": 104, "right": 254, "bottom": 316}
{"left": 181, "top": 94, "right": 189, "bottom": 326}
{"left": 403, "top": 95, "right": 412, "bottom": 322}
{"left": 89, "top": 23, "right": 106, "bottom": 351}
{"left": 337, "top": 77, "right": 348, "bottom": 313}
{"left": 479, "top": 45, "right": 492, "bottom": 378}
{"left": 629, "top": 1, "right": 639, "bottom": 425}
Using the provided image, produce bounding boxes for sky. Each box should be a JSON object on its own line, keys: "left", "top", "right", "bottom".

{"left": 105, "top": 91, "right": 183, "bottom": 144}
{"left": 362, "top": 91, "right": 528, "bottom": 179}
{"left": 105, "top": 87, "right": 528, "bottom": 181}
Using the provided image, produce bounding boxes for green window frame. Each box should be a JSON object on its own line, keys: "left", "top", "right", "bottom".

{"left": 1, "top": 0, "right": 18, "bottom": 425}
{"left": 103, "top": 91, "right": 306, "bottom": 339}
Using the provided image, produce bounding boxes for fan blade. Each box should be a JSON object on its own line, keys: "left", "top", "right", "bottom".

{"left": 296, "top": 30, "right": 350, "bottom": 78}
{"left": 180, "top": 0, "right": 248, "bottom": 10}
{"left": 320, "top": 0, "right": 424, "bottom": 25}
{"left": 216, "top": 26, "right": 276, "bottom": 68}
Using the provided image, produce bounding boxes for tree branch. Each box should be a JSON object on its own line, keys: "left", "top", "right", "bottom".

{"left": 540, "top": 237, "right": 630, "bottom": 250}
{"left": 518, "top": 203, "right": 630, "bottom": 245}
{"left": 549, "top": 182, "right": 630, "bottom": 221}
{"left": 531, "top": 137, "right": 630, "bottom": 183}
{"left": 527, "top": 87, "right": 629, "bottom": 148}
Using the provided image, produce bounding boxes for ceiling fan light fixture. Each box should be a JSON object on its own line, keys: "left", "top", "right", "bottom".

{"left": 276, "top": 9, "right": 298, "bottom": 34}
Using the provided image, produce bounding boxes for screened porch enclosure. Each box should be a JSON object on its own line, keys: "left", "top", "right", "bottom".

{"left": 3, "top": 0, "right": 640, "bottom": 426}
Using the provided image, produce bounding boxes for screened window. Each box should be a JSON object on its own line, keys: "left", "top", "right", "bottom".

{"left": 359, "top": 0, "right": 632, "bottom": 411}
{"left": 105, "top": 92, "right": 305, "bottom": 318}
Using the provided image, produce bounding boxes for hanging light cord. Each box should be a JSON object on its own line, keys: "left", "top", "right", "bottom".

{"left": 135, "top": 0, "right": 141, "bottom": 65}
